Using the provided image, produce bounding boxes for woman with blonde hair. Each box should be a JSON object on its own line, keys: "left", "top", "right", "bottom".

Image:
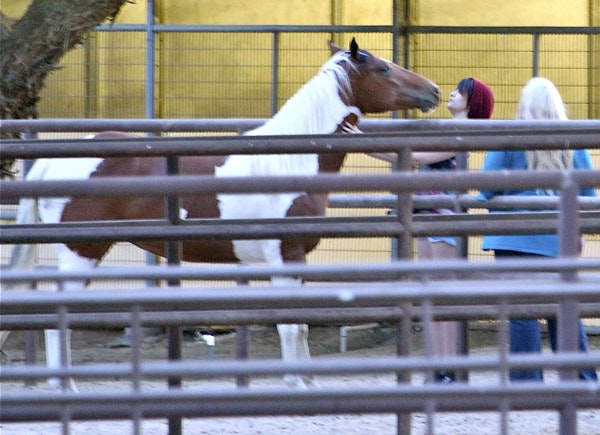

{"left": 479, "top": 77, "right": 597, "bottom": 382}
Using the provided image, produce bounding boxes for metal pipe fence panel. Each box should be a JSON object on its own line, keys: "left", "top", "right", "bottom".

{"left": 1, "top": 122, "right": 599, "bottom": 434}
{"left": 35, "top": 25, "right": 600, "bottom": 122}
{"left": 2, "top": 17, "right": 600, "bottom": 432}
{"left": 2, "top": 276, "right": 600, "bottom": 422}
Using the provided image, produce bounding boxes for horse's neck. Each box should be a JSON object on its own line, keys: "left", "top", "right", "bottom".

{"left": 318, "top": 152, "right": 346, "bottom": 173}
{"left": 250, "top": 70, "right": 360, "bottom": 142}
{"left": 248, "top": 72, "right": 360, "bottom": 176}
{"left": 317, "top": 112, "right": 360, "bottom": 173}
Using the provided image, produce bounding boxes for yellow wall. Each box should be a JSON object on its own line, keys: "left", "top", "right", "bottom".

{"left": 3, "top": 1, "right": 595, "bottom": 120}
{"left": 412, "top": 0, "right": 590, "bottom": 26}
{"left": 157, "top": 0, "right": 332, "bottom": 25}
{"left": 405, "top": 0, "right": 594, "bottom": 121}
{"left": 1, "top": 2, "right": 28, "bottom": 16}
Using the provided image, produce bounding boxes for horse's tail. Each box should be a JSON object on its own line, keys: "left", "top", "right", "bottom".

{"left": 8, "top": 197, "right": 39, "bottom": 273}
{"left": 7, "top": 159, "right": 50, "bottom": 277}
{"left": 1, "top": 160, "right": 51, "bottom": 352}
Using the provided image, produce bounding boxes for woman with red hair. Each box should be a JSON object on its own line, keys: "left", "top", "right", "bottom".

{"left": 344, "top": 77, "right": 495, "bottom": 383}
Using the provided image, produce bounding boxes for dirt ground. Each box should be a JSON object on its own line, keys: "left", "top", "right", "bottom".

{"left": 1, "top": 323, "right": 399, "bottom": 364}
{"left": 1, "top": 325, "right": 599, "bottom": 435}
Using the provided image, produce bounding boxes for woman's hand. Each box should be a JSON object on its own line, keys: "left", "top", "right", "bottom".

{"left": 341, "top": 122, "right": 363, "bottom": 134}
{"left": 340, "top": 121, "right": 459, "bottom": 166}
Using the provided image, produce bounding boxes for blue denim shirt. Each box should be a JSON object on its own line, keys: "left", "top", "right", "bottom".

{"left": 478, "top": 149, "right": 596, "bottom": 257}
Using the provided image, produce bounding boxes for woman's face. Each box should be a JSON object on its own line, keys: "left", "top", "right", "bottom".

{"left": 447, "top": 88, "right": 468, "bottom": 114}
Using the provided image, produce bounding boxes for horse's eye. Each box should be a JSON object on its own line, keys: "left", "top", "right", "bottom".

{"left": 379, "top": 65, "right": 390, "bottom": 73}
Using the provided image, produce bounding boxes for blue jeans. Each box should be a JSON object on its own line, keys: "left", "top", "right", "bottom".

{"left": 494, "top": 250, "right": 598, "bottom": 382}
{"left": 509, "top": 318, "right": 597, "bottom": 381}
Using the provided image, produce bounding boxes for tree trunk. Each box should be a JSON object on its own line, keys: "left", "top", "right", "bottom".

{"left": 0, "top": 0, "right": 130, "bottom": 178}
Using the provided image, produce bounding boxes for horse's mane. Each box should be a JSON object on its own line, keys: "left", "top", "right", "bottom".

{"left": 248, "top": 50, "right": 361, "bottom": 136}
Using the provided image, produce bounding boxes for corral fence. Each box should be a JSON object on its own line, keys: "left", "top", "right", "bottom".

{"left": 0, "top": 119, "right": 599, "bottom": 435}
{"left": 41, "top": 22, "right": 600, "bottom": 121}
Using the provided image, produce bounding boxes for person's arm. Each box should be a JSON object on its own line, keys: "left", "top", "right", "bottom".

{"left": 369, "top": 151, "right": 458, "bottom": 165}
{"left": 341, "top": 122, "right": 458, "bottom": 166}
{"left": 412, "top": 151, "right": 457, "bottom": 165}
{"left": 572, "top": 150, "right": 596, "bottom": 253}
{"left": 573, "top": 149, "right": 597, "bottom": 197}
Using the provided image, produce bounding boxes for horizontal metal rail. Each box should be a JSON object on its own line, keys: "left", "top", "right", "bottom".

{"left": 0, "top": 216, "right": 404, "bottom": 244}
{"left": 330, "top": 193, "right": 600, "bottom": 210}
{"left": 2, "top": 381, "right": 599, "bottom": 422}
{"left": 2, "top": 171, "right": 599, "bottom": 199}
{"left": 406, "top": 25, "right": 600, "bottom": 35}
{"left": 3, "top": 304, "right": 600, "bottom": 329}
{"left": 3, "top": 279, "right": 600, "bottom": 314}
{"left": 2, "top": 131, "right": 600, "bottom": 160}
{"left": 3, "top": 353, "right": 600, "bottom": 383}
{"left": 93, "top": 24, "right": 397, "bottom": 33}
{"left": 2, "top": 118, "right": 600, "bottom": 134}
{"left": 2, "top": 212, "right": 600, "bottom": 244}
{"left": 3, "top": 258, "right": 600, "bottom": 284}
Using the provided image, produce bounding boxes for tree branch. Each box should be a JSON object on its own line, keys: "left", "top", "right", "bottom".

{"left": 0, "top": 0, "right": 131, "bottom": 177}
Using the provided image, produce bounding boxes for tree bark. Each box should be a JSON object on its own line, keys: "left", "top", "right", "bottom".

{"left": 0, "top": 0, "right": 130, "bottom": 178}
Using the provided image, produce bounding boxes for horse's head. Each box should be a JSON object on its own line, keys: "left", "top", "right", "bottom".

{"left": 328, "top": 38, "right": 440, "bottom": 114}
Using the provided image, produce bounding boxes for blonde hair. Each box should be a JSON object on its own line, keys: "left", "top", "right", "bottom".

{"left": 518, "top": 77, "right": 573, "bottom": 174}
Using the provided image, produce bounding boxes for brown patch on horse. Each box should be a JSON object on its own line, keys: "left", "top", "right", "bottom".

{"left": 283, "top": 113, "right": 362, "bottom": 261}
{"left": 62, "top": 131, "right": 236, "bottom": 262}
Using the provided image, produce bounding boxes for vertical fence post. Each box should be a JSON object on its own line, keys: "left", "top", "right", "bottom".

{"left": 394, "top": 145, "right": 413, "bottom": 435}
{"left": 455, "top": 152, "right": 469, "bottom": 382}
{"left": 532, "top": 32, "right": 540, "bottom": 77}
{"left": 236, "top": 278, "right": 250, "bottom": 387}
{"left": 557, "top": 173, "right": 580, "bottom": 435}
{"left": 271, "top": 32, "right": 280, "bottom": 117}
{"left": 22, "top": 131, "right": 38, "bottom": 385}
{"left": 165, "top": 153, "right": 183, "bottom": 435}
{"left": 144, "top": 1, "right": 183, "bottom": 434}
{"left": 131, "top": 304, "right": 143, "bottom": 435}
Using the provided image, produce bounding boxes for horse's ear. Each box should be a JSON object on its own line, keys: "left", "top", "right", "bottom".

{"left": 349, "top": 37, "right": 359, "bottom": 60}
{"left": 328, "top": 40, "right": 343, "bottom": 55}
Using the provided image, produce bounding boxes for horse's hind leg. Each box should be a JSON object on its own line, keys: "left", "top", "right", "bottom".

{"left": 45, "top": 245, "right": 97, "bottom": 391}
{"left": 0, "top": 331, "right": 12, "bottom": 363}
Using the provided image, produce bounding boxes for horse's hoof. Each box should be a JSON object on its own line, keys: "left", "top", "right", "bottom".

{"left": 303, "top": 378, "right": 321, "bottom": 389}
{"left": 48, "top": 378, "right": 79, "bottom": 393}
{"left": 284, "top": 375, "right": 321, "bottom": 389}
{"left": 106, "top": 336, "right": 132, "bottom": 349}
{"left": 0, "top": 349, "right": 12, "bottom": 364}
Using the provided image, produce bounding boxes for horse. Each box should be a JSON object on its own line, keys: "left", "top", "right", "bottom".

{"left": 4, "top": 38, "right": 440, "bottom": 390}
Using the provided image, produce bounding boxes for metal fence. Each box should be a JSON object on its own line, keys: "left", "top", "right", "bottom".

{"left": 1, "top": 119, "right": 599, "bottom": 435}
{"left": 39, "top": 25, "right": 600, "bottom": 120}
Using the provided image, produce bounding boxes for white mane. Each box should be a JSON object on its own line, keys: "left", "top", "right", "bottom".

{"left": 216, "top": 50, "right": 363, "bottom": 264}
{"left": 249, "top": 51, "right": 361, "bottom": 136}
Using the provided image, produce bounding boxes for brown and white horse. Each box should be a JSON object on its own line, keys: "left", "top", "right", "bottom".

{"left": 6, "top": 38, "right": 440, "bottom": 389}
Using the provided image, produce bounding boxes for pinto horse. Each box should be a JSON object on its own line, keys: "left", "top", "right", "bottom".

{"left": 5, "top": 38, "right": 440, "bottom": 389}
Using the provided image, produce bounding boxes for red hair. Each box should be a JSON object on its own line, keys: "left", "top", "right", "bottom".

{"left": 468, "top": 79, "right": 495, "bottom": 119}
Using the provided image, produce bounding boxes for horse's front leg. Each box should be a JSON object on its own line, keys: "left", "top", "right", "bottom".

{"left": 45, "top": 246, "right": 97, "bottom": 392}
{"left": 44, "top": 329, "right": 76, "bottom": 391}
{"left": 272, "top": 276, "right": 319, "bottom": 388}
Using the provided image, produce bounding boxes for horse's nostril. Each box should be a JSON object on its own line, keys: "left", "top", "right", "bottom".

{"left": 432, "top": 85, "right": 441, "bottom": 102}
